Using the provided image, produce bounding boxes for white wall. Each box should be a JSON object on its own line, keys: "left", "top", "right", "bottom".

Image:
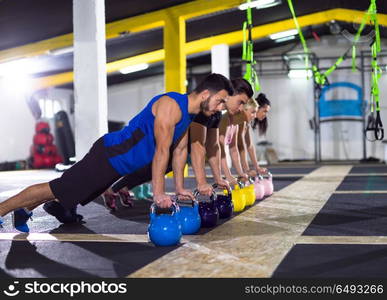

{"left": 107, "top": 75, "right": 164, "bottom": 123}
{"left": 0, "top": 74, "right": 165, "bottom": 163}
{"left": 0, "top": 78, "right": 35, "bottom": 162}
{"left": 0, "top": 86, "right": 74, "bottom": 163}
{"left": 255, "top": 35, "right": 387, "bottom": 162}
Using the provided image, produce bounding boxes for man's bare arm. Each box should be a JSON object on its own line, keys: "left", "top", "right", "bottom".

{"left": 228, "top": 125, "right": 246, "bottom": 178}
{"left": 189, "top": 122, "right": 208, "bottom": 187}
{"left": 152, "top": 96, "right": 181, "bottom": 207}
{"left": 237, "top": 122, "right": 250, "bottom": 173}
{"left": 173, "top": 129, "right": 193, "bottom": 200}
{"left": 206, "top": 128, "right": 222, "bottom": 182}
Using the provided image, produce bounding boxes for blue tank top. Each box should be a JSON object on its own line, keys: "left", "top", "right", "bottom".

{"left": 103, "top": 92, "right": 195, "bottom": 175}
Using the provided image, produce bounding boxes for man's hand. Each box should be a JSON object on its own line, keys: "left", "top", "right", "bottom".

{"left": 153, "top": 194, "right": 173, "bottom": 208}
{"left": 195, "top": 183, "right": 213, "bottom": 196}
{"left": 247, "top": 169, "right": 257, "bottom": 178}
{"left": 226, "top": 176, "right": 238, "bottom": 187}
{"left": 238, "top": 173, "right": 249, "bottom": 183}
{"left": 257, "top": 167, "right": 268, "bottom": 175}
{"left": 176, "top": 189, "right": 194, "bottom": 201}
{"left": 214, "top": 178, "right": 231, "bottom": 191}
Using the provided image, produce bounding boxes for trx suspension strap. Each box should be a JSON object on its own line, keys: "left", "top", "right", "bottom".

{"left": 287, "top": 0, "right": 311, "bottom": 75}
{"left": 312, "top": 47, "right": 352, "bottom": 86}
{"left": 365, "top": 0, "right": 384, "bottom": 141}
{"left": 242, "top": 0, "right": 261, "bottom": 93}
{"left": 287, "top": 0, "right": 370, "bottom": 86}
{"left": 351, "top": 3, "right": 373, "bottom": 72}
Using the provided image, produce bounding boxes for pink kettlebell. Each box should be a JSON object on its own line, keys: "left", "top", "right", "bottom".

{"left": 262, "top": 172, "right": 274, "bottom": 196}
{"left": 253, "top": 176, "right": 265, "bottom": 200}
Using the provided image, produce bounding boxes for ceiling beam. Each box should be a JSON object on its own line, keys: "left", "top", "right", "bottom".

{"left": 0, "top": 0, "right": 243, "bottom": 63}
{"left": 31, "top": 8, "right": 387, "bottom": 90}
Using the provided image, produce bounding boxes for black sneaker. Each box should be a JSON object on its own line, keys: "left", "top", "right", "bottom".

{"left": 12, "top": 208, "right": 33, "bottom": 233}
{"left": 43, "top": 201, "right": 83, "bottom": 224}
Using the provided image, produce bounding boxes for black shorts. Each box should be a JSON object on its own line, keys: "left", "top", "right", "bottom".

{"left": 49, "top": 137, "right": 121, "bottom": 209}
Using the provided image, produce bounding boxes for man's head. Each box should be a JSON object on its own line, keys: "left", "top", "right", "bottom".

{"left": 226, "top": 78, "right": 254, "bottom": 115}
{"left": 193, "top": 73, "right": 234, "bottom": 116}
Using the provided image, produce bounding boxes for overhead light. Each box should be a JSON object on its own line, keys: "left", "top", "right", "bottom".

{"left": 288, "top": 69, "right": 312, "bottom": 79}
{"left": 274, "top": 35, "right": 295, "bottom": 43}
{"left": 238, "top": 0, "right": 282, "bottom": 10}
{"left": 47, "top": 46, "right": 74, "bottom": 56}
{"left": 270, "top": 29, "right": 298, "bottom": 40}
{"left": 119, "top": 63, "right": 149, "bottom": 74}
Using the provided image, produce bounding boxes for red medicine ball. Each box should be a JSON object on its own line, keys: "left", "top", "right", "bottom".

{"left": 35, "top": 122, "right": 50, "bottom": 134}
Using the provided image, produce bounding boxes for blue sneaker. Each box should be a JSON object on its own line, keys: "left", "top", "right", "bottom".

{"left": 0, "top": 216, "right": 3, "bottom": 227}
{"left": 13, "top": 208, "right": 33, "bottom": 233}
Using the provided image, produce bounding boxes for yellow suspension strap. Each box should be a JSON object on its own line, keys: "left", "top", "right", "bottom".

{"left": 242, "top": 0, "right": 260, "bottom": 93}
{"left": 365, "top": 0, "right": 383, "bottom": 141}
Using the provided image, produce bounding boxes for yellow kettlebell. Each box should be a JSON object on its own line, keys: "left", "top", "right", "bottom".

{"left": 232, "top": 184, "right": 246, "bottom": 212}
{"left": 243, "top": 182, "right": 256, "bottom": 206}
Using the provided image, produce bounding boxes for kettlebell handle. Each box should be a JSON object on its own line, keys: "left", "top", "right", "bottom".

{"left": 193, "top": 188, "right": 217, "bottom": 202}
{"left": 150, "top": 197, "right": 180, "bottom": 214}
{"left": 212, "top": 183, "right": 232, "bottom": 195}
{"left": 248, "top": 176, "right": 256, "bottom": 184}
{"left": 175, "top": 194, "right": 198, "bottom": 207}
{"left": 236, "top": 178, "right": 245, "bottom": 188}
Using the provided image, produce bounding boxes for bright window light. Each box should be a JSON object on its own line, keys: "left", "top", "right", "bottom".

{"left": 239, "top": 0, "right": 281, "bottom": 10}
{"left": 269, "top": 29, "right": 298, "bottom": 40}
{"left": 1, "top": 74, "right": 32, "bottom": 94}
{"left": 288, "top": 69, "right": 312, "bottom": 79}
{"left": 39, "top": 99, "right": 61, "bottom": 118}
{"left": 119, "top": 63, "right": 149, "bottom": 74}
{"left": 0, "top": 58, "right": 40, "bottom": 77}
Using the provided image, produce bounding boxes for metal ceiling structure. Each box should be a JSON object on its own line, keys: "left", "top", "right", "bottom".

{"left": 0, "top": 0, "right": 386, "bottom": 89}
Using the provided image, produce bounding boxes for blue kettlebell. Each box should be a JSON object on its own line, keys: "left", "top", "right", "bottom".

{"left": 213, "top": 184, "right": 233, "bottom": 219}
{"left": 148, "top": 200, "right": 182, "bottom": 246}
{"left": 178, "top": 198, "right": 201, "bottom": 235}
{"left": 196, "top": 190, "right": 219, "bottom": 228}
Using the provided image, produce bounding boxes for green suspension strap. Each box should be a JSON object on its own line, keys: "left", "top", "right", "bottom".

{"left": 365, "top": 0, "right": 383, "bottom": 141}
{"left": 286, "top": 0, "right": 311, "bottom": 74}
{"left": 287, "top": 0, "right": 372, "bottom": 86}
{"left": 242, "top": 0, "right": 261, "bottom": 93}
{"left": 313, "top": 46, "right": 353, "bottom": 86}
{"left": 351, "top": 3, "right": 373, "bottom": 71}
{"left": 287, "top": 0, "right": 333, "bottom": 84}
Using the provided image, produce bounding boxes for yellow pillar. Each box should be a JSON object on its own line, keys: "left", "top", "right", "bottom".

{"left": 163, "top": 13, "right": 186, "bottom": 93}
{"left": 164, "top": 14, "right": 188, "bottom": 178}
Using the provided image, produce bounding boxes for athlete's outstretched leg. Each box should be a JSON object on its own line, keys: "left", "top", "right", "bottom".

{"left": 0, "top": 182, "right": 54, "bottom": 217}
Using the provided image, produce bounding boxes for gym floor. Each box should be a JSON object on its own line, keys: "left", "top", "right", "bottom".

{"left": 0, "top": 163, "right": 387, "bottom": 278}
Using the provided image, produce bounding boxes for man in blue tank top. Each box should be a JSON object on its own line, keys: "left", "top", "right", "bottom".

{"left": 0, "top": 73, "right": 234, "bottom": 232}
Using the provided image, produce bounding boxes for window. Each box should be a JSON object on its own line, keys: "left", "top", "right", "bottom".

{"left": 38, "top": 98, "right": 61, "bottom": 118}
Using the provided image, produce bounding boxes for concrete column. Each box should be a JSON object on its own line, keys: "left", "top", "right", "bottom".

{"left": 211, "top": 44, "right": 229, "bottom": 78}
{"left": 211, "top": 44, "right": 231, "bottom": 167}
{"left": 73, "top": 0, "right": 108, "bottom": 160}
